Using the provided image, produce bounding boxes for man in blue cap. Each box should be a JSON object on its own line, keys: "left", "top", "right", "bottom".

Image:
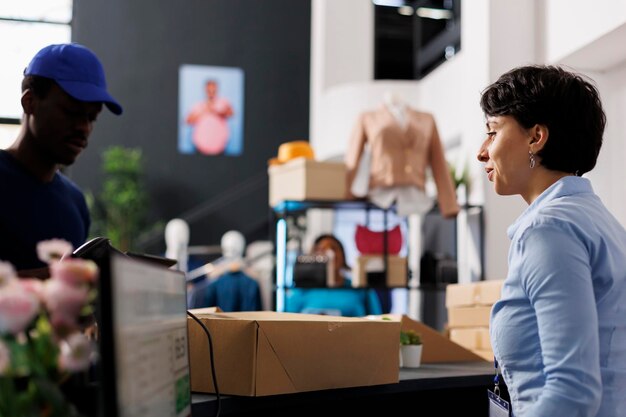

{"left": 0, "top": 43, "right": 123, "bottom": 271}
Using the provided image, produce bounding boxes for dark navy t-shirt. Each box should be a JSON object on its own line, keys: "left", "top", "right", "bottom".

{"left": 0, "top": 150, "right": 90, "bottom": 270}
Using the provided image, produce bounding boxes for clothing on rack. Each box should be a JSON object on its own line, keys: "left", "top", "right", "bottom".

{"left": 188, "top": 270, "right": 262, "bottom": 312}
{"left": 345, "top": 105, "right": 459, "bottom": 218}
{"left": 354, "top": 224, "right": 403, "bottom": 255}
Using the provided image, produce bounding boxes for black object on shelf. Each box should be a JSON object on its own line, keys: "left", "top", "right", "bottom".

{"left": 420, "top": 251, "right": 458, "bottom": 288}
{"left": 292, "top": 254, "right": 331, "bottom": 288}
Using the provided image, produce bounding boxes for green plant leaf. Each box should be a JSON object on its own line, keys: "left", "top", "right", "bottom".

{"left": 0, "top": 376, "right": 19, "bottom": 417}
{"left": 32, "top": 376, "right": 76, "bottom": 417}
{"left": 87, "top": 145, "right": 153, "bottom": 252}
{"left": 20, "top": 315, "right": 57, "bottom": 375}
{"left": 400, "top": 330, "right": 422, "bottom": 345}
{"left": 6, "top": 338, "right": 31, "bottom": 377}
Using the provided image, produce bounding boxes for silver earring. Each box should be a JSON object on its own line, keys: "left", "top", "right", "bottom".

{"left": 529, "top": 151, "right": 536, "bottom": 169}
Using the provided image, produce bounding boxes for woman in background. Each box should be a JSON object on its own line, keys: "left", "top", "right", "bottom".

{"left": 477, "top": 65, "right": 626, "bottom": 417}
{"left": 285, "top": 234, "right": 382, "bottom": 317}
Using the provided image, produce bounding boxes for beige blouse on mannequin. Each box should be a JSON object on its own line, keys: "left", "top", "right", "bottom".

{"left": 345, "top": 92, "right": 459, "bottom": 218}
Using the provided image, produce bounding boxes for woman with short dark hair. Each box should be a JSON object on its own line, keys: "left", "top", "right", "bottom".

{"left": 477, "top": 65, "right": 626, "bottom": 417}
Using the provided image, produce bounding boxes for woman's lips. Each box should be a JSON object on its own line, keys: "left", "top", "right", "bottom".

{"left": 486, "top": 168, "right": 494, "bottom": 182}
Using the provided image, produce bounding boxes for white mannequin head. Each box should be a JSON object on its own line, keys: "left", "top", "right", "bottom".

{"left": 164, "top": 218, "right": 190, "bottom": 272}
{"left": 221, "top": 230, "right": 246, "bottom": 260}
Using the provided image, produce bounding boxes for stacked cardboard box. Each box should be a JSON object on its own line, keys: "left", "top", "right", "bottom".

{"left": 268, "top": 158, "right": 347, "bottom": 206}
{"left": 445, "top": 280, "right": 504, "bottom": 361}
{"left": 352, "top": 255, "right": 408, "bottom": 288}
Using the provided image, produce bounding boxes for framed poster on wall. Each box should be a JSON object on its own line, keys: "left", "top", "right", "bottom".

{"left": 178, "top": 64, "right": 244, "bottom": 156}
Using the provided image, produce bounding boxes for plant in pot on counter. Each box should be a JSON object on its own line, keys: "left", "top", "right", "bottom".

{"left": 400, "top": 329, "right": 423, "bottom": 368}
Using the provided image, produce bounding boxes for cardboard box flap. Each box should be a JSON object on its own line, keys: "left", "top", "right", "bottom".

{"left": 400, "top": 315, "right": 485, "bottom": 362}
{"left": 256, "top": 318, "right": 400, "bottom": 393}
{"left": 189, "top": 306, "right": 223, "bottom": 315}
{"left": 368, "top": 315, "right": 485, "bottom": 363}
{"left": 207, "top": 310, "right": 372, "bottom": 322}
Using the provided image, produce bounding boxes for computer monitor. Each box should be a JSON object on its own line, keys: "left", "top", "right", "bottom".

{"left": 97, "top": 251, "right": 191, "bottom": 417}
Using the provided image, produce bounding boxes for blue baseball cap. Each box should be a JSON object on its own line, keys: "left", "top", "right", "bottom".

{"left": 24, "top": 43, "right": 123, "bottom": 115}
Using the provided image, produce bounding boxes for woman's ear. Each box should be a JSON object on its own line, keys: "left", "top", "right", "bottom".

{"left": 529, "top": 124, "right": 549, "bottom": 152}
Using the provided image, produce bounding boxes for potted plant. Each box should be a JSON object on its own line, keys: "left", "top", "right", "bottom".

{"left": 86, "top": 146, "right": 148, "bottom": 252}
{"left": 400, "top": 329, "right": 423, "bottom": 368}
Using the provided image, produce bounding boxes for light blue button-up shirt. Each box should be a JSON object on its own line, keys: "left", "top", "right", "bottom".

{"left": 491, "top": 176, "right": 626, "bottom": 417}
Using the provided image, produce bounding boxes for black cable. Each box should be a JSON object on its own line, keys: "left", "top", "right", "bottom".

{"left": 187, "top": 310, "right": 220, "bottom": 417}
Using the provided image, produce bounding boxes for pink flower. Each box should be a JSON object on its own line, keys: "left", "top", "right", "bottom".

{"left": 49, "top": 259, "right": 99, "bottom": 286}
{"left": 58, "top": 333, "right": 95, "bottom": 372}
{"left": 0, "top": 283, "right": 40, "bottom": 335}
{"left": 49, "top": 312, "right": 79, "bottom": 338}
{"left": 36, "top": 239, "right": 74, "bottom": 264}
{"left": 19, "top": 278, "right": 44, "bottom": 300}
{"left": 0, "top": 261, "right": 17, "bottom": 288}
{"left": 0, "top": 339, "right": 9, "bottom": 375}
{"left": 44, "top": 279, "right": 88, "bottom": 318}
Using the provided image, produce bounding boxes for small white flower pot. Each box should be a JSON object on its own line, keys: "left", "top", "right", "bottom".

{"left": 400, "top": 344, "right": 423, "bottom": 368}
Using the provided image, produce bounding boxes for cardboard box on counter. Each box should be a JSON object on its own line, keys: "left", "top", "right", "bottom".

{"left": 268, "top": 158, "right": 347, "bottom": 207}
{"left": 187, "top": 310, "right": 400, "bottom": 396}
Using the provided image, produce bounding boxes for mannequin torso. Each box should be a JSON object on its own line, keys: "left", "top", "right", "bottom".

{"left": 345, "top": 95, "right": 460, "bottom": 218}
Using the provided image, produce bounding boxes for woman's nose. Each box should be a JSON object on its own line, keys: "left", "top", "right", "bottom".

{"left": 477, "top": 138, "right": 489, "bottom": 162}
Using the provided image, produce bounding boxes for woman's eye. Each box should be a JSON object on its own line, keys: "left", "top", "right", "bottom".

{"left": 486, "top": 131, "right": 496, "bottom": 140}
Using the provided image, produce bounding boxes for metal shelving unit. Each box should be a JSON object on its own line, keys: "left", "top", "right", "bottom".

{"left": 269, "top": 199, "right": 484, "bottom": 322}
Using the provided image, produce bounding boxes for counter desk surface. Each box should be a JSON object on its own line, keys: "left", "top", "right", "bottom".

{"left": 191, "top": 361, "right": 495, "bottom": 417}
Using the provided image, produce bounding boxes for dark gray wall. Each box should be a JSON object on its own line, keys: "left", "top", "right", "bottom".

{"left": 70, "top": 0, "right": 311, "bottom": 253}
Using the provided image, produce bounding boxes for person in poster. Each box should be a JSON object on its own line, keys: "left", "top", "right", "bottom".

{"left": 185, "top": 79, "right": 234, "bottom": 155}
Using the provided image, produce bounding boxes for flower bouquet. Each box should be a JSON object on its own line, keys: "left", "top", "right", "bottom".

{"left": 0, "top": 239, "right": 99, "bottom": 417}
